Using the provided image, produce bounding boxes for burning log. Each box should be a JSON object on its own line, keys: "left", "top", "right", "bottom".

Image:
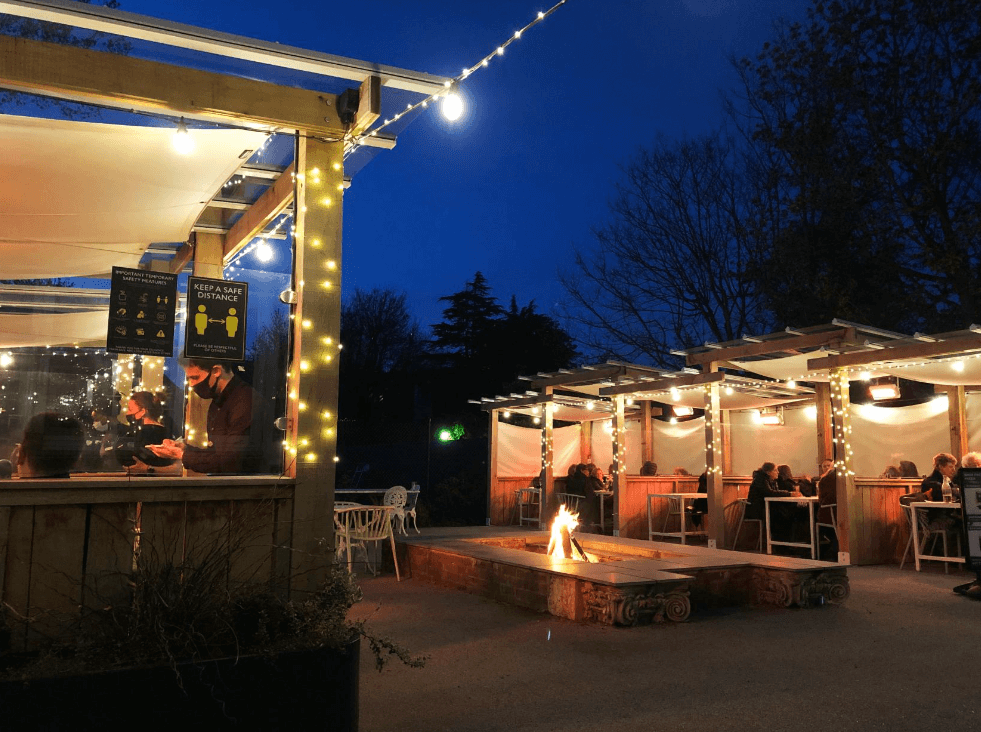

{"left": 570, "top": 535, "right": 591, "bottom": 563}
{"left": 546, "top": 504, "right": 590, "bottom": 562}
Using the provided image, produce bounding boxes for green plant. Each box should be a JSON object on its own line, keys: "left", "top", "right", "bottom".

{"left": 0, "top": 506, "right": 424, "bottom": 682}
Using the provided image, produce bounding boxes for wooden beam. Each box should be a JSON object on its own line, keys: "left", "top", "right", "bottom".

{"left": 0, "top": 36, "right": 345, "bottom": 135}
{"left": 223, "top": 163, "right": 294, "bottom": 261}
{"left": 539, "top": 387, "right": 555, "bottom": 530}
{"left": 612, "top": 395, "right": 626, "bottom": 536}
{"left": 808, "top": 334, "right": 981, "bottom": 371}
{"left": 685, "top": 328, "right": 856, "bottom": 367}
{"left": 487, "top": 411, "right": 498, "bottom": 525}
{"left": 830, "top": 369, "right": 861, "bottom": 565}
{"left": 169, "top": 238, "right": 195, "bottom": 274}
{"left": 703, "top": 375, "right": 725, "bottom": 548}
{"left": 599, "top": 370, "right": 724, "bottom": 396}
{"left": 815, "top": 382, "right": 833, "bottom": 466}
{"left": 480, "top": 394, "right": 552, "bottom": 412}
{"left": 641, "top": 401, "right": 653, "bottom": 465}
{"left": 529, "top": 365, "right": 625, "bottom": 388}
{"left": 349, "top": 75, "right": 381, "bottom": 137}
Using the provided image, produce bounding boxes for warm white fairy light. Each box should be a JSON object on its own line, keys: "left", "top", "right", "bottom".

{"left": 346, "top": 0, "right": 570, "bottom": 150}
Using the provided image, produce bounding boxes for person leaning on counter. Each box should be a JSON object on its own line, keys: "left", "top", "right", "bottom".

{"left": 147, "top": 358, "right": 264, "bottom": 474}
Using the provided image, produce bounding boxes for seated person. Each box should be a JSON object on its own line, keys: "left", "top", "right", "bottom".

{"left": 108, "top": 391, "right": 176, "bottom": 473}
{"left": 566, "top": 463, "right": 587, "bottom": 496}
{"left": 777, "top": 464, "right": 811, "bottom": 495}
{"left": 902, "top": 453, "right": 960, "bottom": 535}
{"left": 0, "top": 459, "right": 12, "bottom": 479}
{"left": 689, "top": 471, "right": 708, "bottom": 528}
{"left": 880, "top": 465, "right": 902, "bottom": 479}
{"left": 673, "top": 467, "right": 691, "bottom": 476}
{"left": 11, "top": 412, "right": 84, "bottom": 478}
{"left": 746, "top": 461, "right": 801, "bottom": 541}
{"left": 898, "top": 460, "right": 919, "bottom": 478}
{"left": 578, "top": 463, "right": 605, "bottom": 531}
{"left": 639, "top": 461, "right": 658, "bottom": 476}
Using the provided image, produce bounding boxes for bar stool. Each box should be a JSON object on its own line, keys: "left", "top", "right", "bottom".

{"left": 515, "top": 487, "right": 541, "bottom": 526}
{"left": 732, "top": 498, "right": 763, "bottom": 551}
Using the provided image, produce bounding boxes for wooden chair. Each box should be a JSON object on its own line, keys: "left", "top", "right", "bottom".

{"left": 732, "top": 498, "right": 763, "bottom": 552}
{"left": 334, "top": 505, "right": 400, "bottom": 581}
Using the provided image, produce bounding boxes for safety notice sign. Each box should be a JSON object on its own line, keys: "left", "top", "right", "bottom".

{"left": 183, "top": 276, "right": 248, "bottom": 361}
{"left": 107, "top": 267, "right": 179, "bottom": 357}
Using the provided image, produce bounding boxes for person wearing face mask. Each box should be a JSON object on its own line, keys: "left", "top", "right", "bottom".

{"left": 111, "top": 391, "right": 174, "bottom": 471}
{"left": 147, "top": 358, "right": 263, "bottom": 474}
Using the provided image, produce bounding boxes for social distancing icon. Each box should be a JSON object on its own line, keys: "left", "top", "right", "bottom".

{"left": 184, "top": 276, "right": 248, "bottom": 361}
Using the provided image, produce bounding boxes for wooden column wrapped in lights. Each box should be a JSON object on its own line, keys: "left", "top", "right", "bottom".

{"left": 945, "top": 385, "right": 968, "bottom": 460}
{"left": 814, "top": 381, "right": 833, "bottom": 465}
{"left": 185, "top": 232, "right": 225, "bottom": 450}
{"left": 539, "top": 391, "right": 554, "bottom": 529}
{"left": 287, "top": 135, "right": 344, "bottom": 594}
{"left": 612, "top": 394, "right": 626, "bottom": 536}
{"left": 830, "top": 368, "right": 861, "bottom": 564}
{"left": 703, "top": 375, "right": 724, "bottom": 548}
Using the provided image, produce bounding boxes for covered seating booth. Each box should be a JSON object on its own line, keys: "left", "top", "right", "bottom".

{"left": 0, "top": 0, "right": 449, "bottom": 647}
{"left": 484, "top": 321, "right": 981, "bottom": 566}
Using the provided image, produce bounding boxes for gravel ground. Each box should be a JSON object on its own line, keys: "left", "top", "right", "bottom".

{"left": 351, "top": 564, "right": 980, "bottom": 732}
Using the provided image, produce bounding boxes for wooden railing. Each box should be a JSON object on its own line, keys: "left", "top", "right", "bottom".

{"left": 0, "top": 476, "right": 296, "bottom": 650}
{"left": 490, "top": 475, "right": 922, "bottom": 564}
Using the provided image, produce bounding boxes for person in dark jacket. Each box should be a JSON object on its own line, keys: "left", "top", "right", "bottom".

{"left": 148, "top": 359, "right": 270, "bottom": 474}
{"left": 578, "top": 463, "right": 604, "bottom": 531}
{"left": 746, "top": 461, "right": 800, "bottom": 541}
{"left": 689, "top": 471, "right": 708, "bottom": 529}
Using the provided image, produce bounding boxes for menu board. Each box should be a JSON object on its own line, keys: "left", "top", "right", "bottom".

{"left": 106, "top": 267, "right": 178, "bottom": 357}
{"left": 960, "top": 468, "right": 981, "bottom": 572}
{"left": 183, "top": 276, "right": 248, "bottom": 361}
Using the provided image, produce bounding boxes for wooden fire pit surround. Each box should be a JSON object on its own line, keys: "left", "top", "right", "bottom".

{"left": 397, "top": 527, "right": 849, "bottom": 626}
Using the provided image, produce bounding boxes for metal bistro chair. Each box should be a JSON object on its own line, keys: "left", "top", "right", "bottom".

{"left": 403, "top": 483, "right": 421, "bottom": 534}
{"left": 900, "top": 502, "right": 955, "bottom": 573}
{"left": 383, "top": 485, "right": 408, "bottom": 535}
{"left": 516, "top": 487, "right": 541, "bottom": 526}
{"left": 732, "top": 498, "right": 763, "bottom": 552}
{"left": 335, "top": 505, "right": 400, "bottom": 581}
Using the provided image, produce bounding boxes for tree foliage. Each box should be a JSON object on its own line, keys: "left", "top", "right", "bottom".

{"left": 561, "top": 134, "right": 769, "bottom": 366}
{"left": 1, "top": 0, "right": 131, "bottom": 118}
{"left": 733, "top": 0, "right": 981, "bottom": 331}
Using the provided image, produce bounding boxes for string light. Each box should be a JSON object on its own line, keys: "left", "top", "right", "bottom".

{"left": 346, "top": 0, "right": 570, "bottom": 151}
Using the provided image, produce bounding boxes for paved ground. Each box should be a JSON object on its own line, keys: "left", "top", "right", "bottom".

{"left": 351, "top": 562, "right": 980, "bottom": 732}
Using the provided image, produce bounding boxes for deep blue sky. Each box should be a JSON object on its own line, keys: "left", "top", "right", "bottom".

{"left": 122, "top": 0, "right": 810, "bottom": 334}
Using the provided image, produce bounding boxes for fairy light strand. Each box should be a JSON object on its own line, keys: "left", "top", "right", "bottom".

{"left": 346, "top": 0, "right": 571, "bottom": 153}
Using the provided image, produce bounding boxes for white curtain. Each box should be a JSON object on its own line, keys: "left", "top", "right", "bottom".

{"left": 496, "top": 421, "right": 581, "bottom": 477}
{"left": 729, "top": 406, "right": 819, "bottom": 476}
{"left": 848, "top": 398, "right": 950, "bottom": 477}
{"left": 652, "top": 417, "right": 706, "bottom": 475}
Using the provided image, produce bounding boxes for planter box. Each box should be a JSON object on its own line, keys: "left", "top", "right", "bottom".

{"left": 0, "top": 638, "right": 359, "bottom": 731}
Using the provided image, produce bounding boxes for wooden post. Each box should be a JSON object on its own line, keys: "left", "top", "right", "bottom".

{"left": 539, "top": 392, "right": 554, "bottom": 530}
{"left": 184, "top": 231, "right": 225, "bottom": 450}
{"left": 830, "top": 369, "right": 861, "bottom": 564}
{"left": 487, "top": 410, "right": 498, "bottom": 525}
{"left": 289, "top": 134, "right": 344, "bottom": 594}
{"left": 641, "top": 401, "right": 653, "bottom": 466}
{"left": 946, "top": 385, "right": 968, "bottom": 460}
{"left": 720, "top": 408, "right": 732, "bottom": 475}
{"left": 703, "top": 366, "right": 725, "bottom": 548}
{"left": 815, "top": 382, "right": 833, "bottom": 466}
{"left": 580, "top": 420, "right": 592, "bottom": 464}
{"left": 612, "top": 395, "right": 626, "bottom": 536}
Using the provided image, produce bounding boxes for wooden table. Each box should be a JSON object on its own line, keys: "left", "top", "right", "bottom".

{"left": 765, "top": 496, "right": 819, "bottom": 559}
{"left": 909, "top": 501, "right": 965, "bottom": 572}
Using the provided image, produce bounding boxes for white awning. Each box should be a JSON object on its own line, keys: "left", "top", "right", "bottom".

{"left": 0, "top": 114, "right": 267, "bottom": 278}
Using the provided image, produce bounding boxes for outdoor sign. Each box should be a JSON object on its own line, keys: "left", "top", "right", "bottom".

{"left": 106, "top": 266, "right": 178, "bottom": 357}
{"left": 960, "top": 467, "right": 981, "bottom": 572}
{"left": 183, "top": 276, "right": 248, "bottom": 361}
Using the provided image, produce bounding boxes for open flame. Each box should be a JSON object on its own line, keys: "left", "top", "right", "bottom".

{"left": 546, "top": 504, "right": 589, "bottom": 561}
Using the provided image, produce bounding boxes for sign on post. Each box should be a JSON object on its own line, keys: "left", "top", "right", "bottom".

{"left": 107, "top": 267, "right": 178, "bottom": 357}
{"left": 184, "top": 276, "right": 248, "bottom": 361}
{"left": 960, "top": 468, "right": 981, "bottom": 573}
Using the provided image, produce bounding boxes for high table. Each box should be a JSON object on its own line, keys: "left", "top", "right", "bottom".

{"left": 647, "top": 493, "right": 706, "bottom": 545}
{"left": 765, "top": 495, "right": 819, "bottom": 559}
{"left": 909, "top": 501, "right": 965, "bottom": 572}
{"left": 595, "top": 490, "right": 613, "bottom": 533}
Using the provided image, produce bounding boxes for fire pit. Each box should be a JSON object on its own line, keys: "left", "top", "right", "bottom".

{"left": 397, "top": 523, "right": 850, "bottom": 627}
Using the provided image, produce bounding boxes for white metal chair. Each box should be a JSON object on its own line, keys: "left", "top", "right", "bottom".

{"left": 816, "top": 503, "right": 838, "bottom": 557}
{"left": 334, "top": 505, "right": 400, "bottom": 581}
{"left": 516, "top": 487, "right": 541, "bottom": 526}
{"left": 404, "top": 484, "right": 421, "bottom": 534}
{"left": 900, "top": 502, "right": 954, "bottom": 572}
{"left": 383, "top": 485, "right": 408, "bottom": 535}
{"left": 732, "top": 498, "right": 763, "bottom": 552}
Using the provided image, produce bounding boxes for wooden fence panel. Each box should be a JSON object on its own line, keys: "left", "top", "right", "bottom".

{"left": 27, "top": 505, "right": 88, "bottom": 644}
{"left": 82, "top": 503, "right": 137, "bottom": 611}
{"left": 1, "top": 507, "right": 34, "bottom": 649}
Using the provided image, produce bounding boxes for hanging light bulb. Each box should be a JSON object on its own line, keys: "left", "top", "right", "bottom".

{"left": 441, "top": 92, "right": 464, "bottom": 121}
{"left": 255, "top": 240, "right": 274, "bottom": 263}
{"left": 172, "top": 117, "right": 194, "bottom": 154}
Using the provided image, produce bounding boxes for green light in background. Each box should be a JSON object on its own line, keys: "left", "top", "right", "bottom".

{"left": 436, "top": 424, "right": 465, "bottom": 442}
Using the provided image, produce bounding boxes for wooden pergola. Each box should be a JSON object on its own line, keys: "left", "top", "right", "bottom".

{"left": 0, "top": 0, "right": 449, "bottom": 645}
{"left": 483, "top": 320, "right": 981, "bottom": 564}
